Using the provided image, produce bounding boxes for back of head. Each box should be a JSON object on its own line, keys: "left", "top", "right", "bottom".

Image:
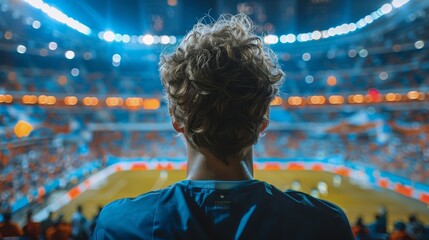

{"left": 160, "top": 13, "right": 284, "bottom": 160}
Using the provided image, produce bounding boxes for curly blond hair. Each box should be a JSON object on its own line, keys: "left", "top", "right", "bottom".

{"left": 160, "top": 13, "right": 284, "bottom": 159}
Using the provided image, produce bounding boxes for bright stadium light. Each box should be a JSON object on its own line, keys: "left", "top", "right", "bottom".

{"left": 114, "top": 34, "right": 123, "bottom": 42}
{"left": 122, "top": 34, "right": 131, "bottom": 43}
{"left": 48, "top": 41, "right": 57, "bottom": 50}
{"left": 17, "top": 45, "right": 27, "bottom": 54}
{"left": 112, "top": 54, "right": 121, "bottom": 63}
{"left": 24, "top": 0, "right": 91, "bottom": 35}
{"left": 311, "top": 31, "right": 322, "bottom": 40}
{"left": 65, "top": 50, "right": 75, "bottom": 59}
{"left": 380, "top": 4, "right": 393, "bottom": 14}
{"left": 263, "top": 35, "right": 278, "bottom": 44}
{"left": 160, "top": 35, "right": 170, "bottom": 44}
{"left": 32, "top": 20, "right": 41, "bottom": 29}
{"left": 142, "top": 34, "right": 155, "bottom": 45}
{"left": 169, "top": 36, "right": 177, "bottom": 44}
{"left": 392, "top": 0, "right": 410, "bottom": 8}
{"left": 286, "top": 34, "right": 296, "bottom": 43}
{"left": 414, "top": 40, "right": 424, "bottom": 49}
{"left": 103, "top": 31, "right": 115, "bottom": 42}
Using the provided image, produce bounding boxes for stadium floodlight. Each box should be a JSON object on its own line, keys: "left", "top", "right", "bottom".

{"left": 115, "top": 34, "right": 122, "bottom": 42}
{"left": 263, "top": 35, "right": 278, "bottom": 44}
{"left": 302, "top": 53, "right": 311, "bottom": 62}
{"left": 380, "top": 4, "right": 393, "bottom": 14}
{"left": 112, "top": 54, "right": 121, "bottom": 63}
{"left": 311, "top": 31, "right": 322, "bottom": 40}
{"left": 142, "top": 34, "right": 155, "bottom": 45}
{"left": 286, "top": 34, "right": 296, "bottom": 43}
{"left": 169, "top": 36, "right": 177, "bottom": 44}
{"left": 24, "top": 0, "right": 91, "bottom": 35}
{"left": 71, "top": 68, "right": 80, "bottom": 77}
{"left": 364, "top": 15, "right": 374, "bottom": 24}
{"left": 160, "top": 35, "right": 170, "bottom": 44}
{"left": 32, "top": 20, "right": 41, "bottom": 29}
{"left": 122, "top": 34, "right": 131, "bottom": 43}
{"left": 48, "top": 41, "right": 57, "bottom": 50}
{"left": 65, "top": 50, "right": 75, "bottom": 59}
{"left": 414, "top": 40, "right": 424, "bottom": 49}
{"left": 392, "top": 0, "right": 409, "bottom": 8}
{"left": 103, "top": 31, "right": 115, "bottom": 42}
{"left": 16, "top": 45, "right": 27, "bottom": 54}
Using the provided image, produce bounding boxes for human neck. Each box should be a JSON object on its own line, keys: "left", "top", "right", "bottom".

{"left": 186, "top": 145, "right": 254, "bottom": 181}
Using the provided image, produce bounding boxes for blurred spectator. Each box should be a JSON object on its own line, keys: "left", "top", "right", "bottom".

{"left": 46, "top": 215, "right": 71, "bottom": 240}
{"left": 23, "top": 210, "right": 40, "bottom": 240}
{"left": 390, "top": 221, "right": 414, "bottom": 240}
{"left": 71, "top": 205, "right": 89, "bottom": 240}
{"left": 352, "top": 217, "right": 370, "bottom": 240}
{"left": 406, "top": 215, "right": 426, "bottom": 240}
{"left": 40, "top": 211, "right": 54, "bottom": 239}
{"left": 0, "top": 211, "right": 23, "bottom": 237}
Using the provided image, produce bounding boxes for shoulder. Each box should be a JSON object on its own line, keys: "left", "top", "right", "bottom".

{"left": 267, "top": 186, "right": 354, "bottom": 239}
{"left": 93, "top": 188, "right": 166, "bottom": 239}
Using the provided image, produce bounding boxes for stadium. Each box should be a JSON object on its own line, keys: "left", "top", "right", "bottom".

{"left": 0, "top": 0, "right": 429, "bottom": 239}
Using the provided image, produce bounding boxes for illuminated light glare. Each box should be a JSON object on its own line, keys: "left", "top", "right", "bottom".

{"left": 418, "top": 93, "right": 425, "bottom": 101}
{"left": 106, "top": 97, "right": 123, "bottom": 107}
{"left": 122, "top": 34, "right": 131, "bottom": 43}
{"left": 46, "top": 96, "right": 56, "bottom": 105}
{"left": 160, "top": 35, "right": 170, "bottom": 44}
{"left": 286, "top": 34, "right": 296, "bottom": 43}
{"left": 58, "top": 75, "right": 67, "bottom": 85}
{"left": 83, "top": 52, "right": 92, "bottom": 60}
{"left": 39, "top": 48, "right": 48, "bottom": 56}
{"left": 327, "top": 76, "right": 337, "bottom": 86}
{"left": 380, "top": 4, "right": 393, "bottom": 14}
{"left": 395, "top": 94, "right": 402, "bottom": 101}
{"left": 321, "top": 30, "right": 329, "bottom": 38}
{"left": 32, "top": 20, "right": 41, "bottom": 29}
{"left": 97, "top": 31, "right": 104, "bottom": 40}
{"left": 358, "top": 49, "right": 368, "bottom": 58}
{"left": 65, "top": 50, "right": 75, "bottom": 59}
{"left": 348, "top": 23, "right": 357, "bottom": 32}
{"left": 348, "top": 95, "right": 355, "bottom": 104}
{"left": 357, "top": 19, "right": 367, "bottom": 29}
{"left": 167, "top": 0, "right": 177, "bottom": 6}
{"left": 348, "top": 49, "right": 357, "bottom": 58}
{"left": 270, "top": 96, "right": 283, "bottom": 106}
{"left": 328, "top": 95, "right": 344, "bottom": 105}
{"left": 112, "top": 54, "right": 121, "bottom": 63}
{"left": 392, "top": 0, "right": 410, "bottom": 8}
{"left": 309, "top": 96, "right": 325, "bottom": 105}
{"left": 114, "top": 34, "right": 122, "bottom": 42}
{"left": 38, "top": 95, "right": 47, "bottom": 104}
{"left": 64, "top": 96, "right": 78, "bottom": 105}
{"left": 17, "top": 45, "right": 27, "bottom": 54}
{"left": 264, "top": 35, "right": 278, "bottom": 44}
{"left": 142, "top": 34, "right": 155, "bottom": 45}
{"left": 112, "top": 61, "right": 120, "bottom": 67}
{"left": 169, "top": 36, "right": 177, "bottom": 44}
{"left": 14, "top": 120, "right": 33, "bottom": 138}
{"left": 22, "top": 95, "right": 38, "bottom": 104}
{"left": 302, "top": 53, "right": 311, "bottom": 62}
{"left": 407, "top": 91, "right": 419, "bottom": 100}
{"left": 143, "top": 98, "right": 161, "bottom": 110}
{"left": 288, "top": 97, "right": 303, "bottom": 106}
{"left": 4, "top": 95, "right": 13, "bottom": 103}
{"left": 353, "top": 94, "right": 364, "bottom": 104}
{"left": 24, "top": 0, "right": 91, "bottom": 35}
{"left": 379, "top": 72, "right": 388, "bottom": 80}
{"left": 71, "top": 68, "right": 80, "bottom": 77}
{"left": 4, "top": 31, "right": 13, "bottom": 40}
{"left": 391, "top": 45, "right": 401, "bottom": 53}
{"left": 279, "top": 35, "right": 287, "bottom": 43}
{"left": 311, "top": 31, "right": 322, "bottom": 40}
{"left": 328, "top": 28, "right": 336, "bottom": 37}
{"left": 103, "top": 31, "right": 115, "bottom": 42}
{"left": 414, "top": 40, "right": 424, "bottom": 49}
{"left": 48, "top": 41, "right": 57, "bottom": 50}
{"left": 364, "top": 15, "right": 374, "bottom": 24}
{"left": 83, "top": 97, "right": 99, "bottom": 106}
{"left": 305, "top": 75, "right": 314, "bottom": 84}
{"left": 126, "top": 97, "right": 143, "bottom": 107}
{"left": 385, "top": 93, "right": 396, "bottom": 102}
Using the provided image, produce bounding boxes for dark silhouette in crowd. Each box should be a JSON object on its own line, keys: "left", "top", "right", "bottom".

{"left": 90, "top": 206, "right": 102, "bottom": 236}
{"left": 352, "top": 217, "right": 371, "bottom": 240}
{"left": 46, "top": 215, "right": 71, "bottom": 240}
{"left": 23, "top": 210, "right": 41, "bottom": 240}
{"left": 406, "top": 215, "right": 426, "bottom": 240}
{"left": 93, "top": 13, "right": 354, "bottom": 239}
{"left": 71, "top": 205, "right": 89, "bottom": 240}
{"left": 390, "top": 221, "right": 414, "bottom": 240}
{"left": 40, "top": 211, "right": 54, "bottom": 239}
{"left": 0, "top": 211, "right": 22, "bottom": 237}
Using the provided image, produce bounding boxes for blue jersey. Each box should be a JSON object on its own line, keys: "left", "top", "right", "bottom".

{"left": 93, "top": 180, "right": 354, "bottom": 239}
